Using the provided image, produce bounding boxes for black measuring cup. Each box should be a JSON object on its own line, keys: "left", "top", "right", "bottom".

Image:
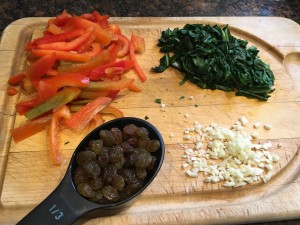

{"left": 17, "top": 117, "right": 165, "bottom": 225}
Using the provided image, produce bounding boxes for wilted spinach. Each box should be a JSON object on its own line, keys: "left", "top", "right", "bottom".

{"left": 152, "top": 24, "right": 275, "bottom": 101}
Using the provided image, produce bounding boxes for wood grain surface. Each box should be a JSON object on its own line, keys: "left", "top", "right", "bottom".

{"left": 0, "top": 17, "right": 300, "bottom": 225}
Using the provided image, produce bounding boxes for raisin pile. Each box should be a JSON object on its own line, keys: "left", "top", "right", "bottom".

{"left": 74, "top": 124, "right": 160, "bottom": 203}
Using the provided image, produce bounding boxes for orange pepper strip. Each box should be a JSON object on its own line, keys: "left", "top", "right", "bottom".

{"left": 26, "top": 53, "right": 57, "bottom": 89}
{"left": 128, "top": 83, "right": 142, "bottom": 92}
{"left": 49, "top": 105, "right": 71, "bottom": 166}
{"left": 65, "top": 97, "right": 111, "bottom": 132}
{"left": 57, "top": 44, "right": 119, "bottom": 73}
{"left": 101, "top": 105, "right": 124, "bottom": 118}
{"left": 115, "top": 34, "right": 130, "bottom": 58}
{"left": 64, "top": 16, "right": 114, "bottom": 46}
{"left": 11, "top": 114, "right": 52, "bottom": 142}
{"left": 47, "top": 23, "right": 64, "bottom": 34}
{"left": 129, "top": 36, "right": 147, "bottom": 82}
{"left": 89, "top": 113, "right": 105, "bottom": 129}
{"left": 38, "top": 28, "right": 94, "bottom": 52}
{"left": 32, "top": 49, "right": 91, "bottom": 62}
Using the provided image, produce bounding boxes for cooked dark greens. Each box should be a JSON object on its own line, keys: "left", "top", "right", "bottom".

{"left": 152, "top": 24, "right": 275, "bottom": 101}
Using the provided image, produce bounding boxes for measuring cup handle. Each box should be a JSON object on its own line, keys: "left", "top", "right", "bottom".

{"left": 16, "top": 186, "right": 78, "bottom": 225}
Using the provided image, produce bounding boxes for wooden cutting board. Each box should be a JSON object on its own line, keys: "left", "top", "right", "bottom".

{"left": 0, "top": 17, "right": 300, "bottom": 225}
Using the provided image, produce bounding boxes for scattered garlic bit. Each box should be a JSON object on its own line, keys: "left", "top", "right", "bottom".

{"left": 160, "top": 103, "right": 166, "bottom": 112}
{"left": 277, "top": 143, "right": 283, "bottom": 148}
{"left": 181, "top": 117, "right": 280, "bottom": 187}
{"left": 184, "top": 113, "right": 189, "bottom": 118}
{"left": 238, "top": 116, "right": 248, "bottom": 126}
{"left": 264, "top": 124, "right": 272, "bottom": 130}
{"left": 188, "top": 96, "right": 194, "bottom": 100}
{"left": 253, "top": 122, "right": 261, "bottom": 129}
{"left": 169, "top": 132, "right": 174, "bottom": 138}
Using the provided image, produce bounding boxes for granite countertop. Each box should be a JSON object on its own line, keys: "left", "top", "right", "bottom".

{"left": 0, "top": 1, "right": 300, "bottom": 225}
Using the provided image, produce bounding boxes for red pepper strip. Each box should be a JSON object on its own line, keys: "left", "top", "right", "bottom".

{"left": 129, "top": 36, "right": 147, "bottom": 82}
{"left": 48, "top": 10, "right": 71, "bottom": 27}
{"left": 47, "top": 23, "right": 64, "bottom": 34}
{"left": 8, "top": 73, "right": 26, "bottom": 85}
{"left": 64, "top": 16, "right": 114, "bottom": 46}
{"left": 38, "top": 28, "right": 94, "bottom": 52}
{"left": 86, "top": 59, "right": 134, "bottom": 81}
{"left": 46, "top": 69, "right": 59, "bottom": 76}
{"left": 76, "top": 31, "right": 96, "bottom": 53}
{"left": 26, "top": 29, "right": 85, "bottom": 51}
{"left": 101, "top": 105, "right": 124, "bottom": 118}
{"left": 83, "top": 78, "right": 134, "bottom": 91}
{"left": 32, "top": 49, "right": 91, "bottom": 62}
{"left": 91, "top": 11, "right": 109, "bottom": 28}
{"left": 79, "top": 90, "right": 110, "bottom": 99}
{"left": 131, "top": 34, "right": 145, "bottom": 53}
{"left": 11, "top": 114, "right": 52, "bottom": 142}
{"left": 104, "top": 67, "right": 124, "bottom": 77}
{"left": 80, "top": 13, "right": 95, "bottom": 22}
{"left": 7, "top": 87, "right": 19, "bottom": 96}
{"left": 128, "top": 83, "right": 142, "bottom": 92}
{"left": 107, "top": 90, "right": 120, "bottom": 100}
{"left": 115, "top": 34, "right": 130, "bottom": 58}
{"left": 58, "top": 44, "right": 120, "bottom": 73}
{"left": 26, "top": 53, "right": 57, "bottom": 89}
{"left": 24, "top": 87, "right": 81, "bottom": 120}
{"left": 65, "top": 97, "right": 112, "bottom": 132}
{"left": 41, "top": 73, "right": 89, "bottom": 94}
{"left": 49, "top": 105, "right": 71, "bottom": 166}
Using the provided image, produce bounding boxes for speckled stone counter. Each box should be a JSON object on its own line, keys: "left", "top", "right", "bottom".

{"left": 0, "top": 0, "right": 299, "bottom": 32}
{"left": 0, "top": 1, "right": 300, "bottom": 225}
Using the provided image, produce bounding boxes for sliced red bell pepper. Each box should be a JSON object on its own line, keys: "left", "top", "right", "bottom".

{"left": 49, "top": 105, "right": 71, "bottom": 166}
{"left": 32, "top": 49, "right": 91, "bottom": 62}
{"left": 131, "top": 34, "right": 145, "bottom": 53}
{"left": 64, "top": 16, "right": 114, "bottom": 46}
{"left": 48, "top": 10, "right": 71, "bottom": 27}
{"left": 26, "top": 29, "right": 85, "bottom": 51}
{"left": 58, "top": 44, "right": 120, "bottom": 73}
{"left": 7, "top": 87, "right": 19, "bottom": 96}
{"left": 40, "top": 73, "right": 89, "bottom": 93}
{"left": 101, "top": 105, "right": 124, "bottom": 118}
{"left": 115, "top": 34, "right": 130, "bottom": 58}
{"left": 91, "top": 11, "right": 109, "bottom": 28}
{"left": 86, "top": 59, "right": 134, "bottom": 81}
{"left": 38, "top": 28, "right": 94, "bottom": 52}
{"left": 107, "top": 24, "right": 121, "bottom": 35}
{"left": 11, "top": 114, "right": 52, "bottom": 142}
{"left": 83, "top": 77, "right": 134, "bottom": 91}
{"left": 8, "top": 73, "right": 26, "bottom": 85}
{"left": 26, "top": 53, "right": 57, "bottom": 89}
{"left": 24, "top": 87, "right": 81, "bottom": 120}
{"left": 65, "top": 96, "right": 112, "bottom": 132}
{"left": 129, "top": 36, "right": 147, "bottom": 82}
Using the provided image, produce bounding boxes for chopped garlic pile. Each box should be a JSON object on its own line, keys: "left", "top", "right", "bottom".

{"left": 181, "top": 119, "right": 280, "bottom": 188}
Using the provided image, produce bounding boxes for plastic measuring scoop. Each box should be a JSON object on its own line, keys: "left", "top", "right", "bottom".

{"left": 16, "top": 117, "right": 165, "bottom": 225}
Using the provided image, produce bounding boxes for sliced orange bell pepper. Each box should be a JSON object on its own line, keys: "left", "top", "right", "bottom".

{"left": 7, "top": 87, "right": 19, "bottom": 96}
{"left": 65, "top": 96, "right": 112, "bottom": 132}
{"left": 101, "top": 105, "right": 124, "bottom": 118}
{"left": 115, "top": 34, "right": 130, "bottom": 58}
{"left": 129, "top": 36, "right": 147, "bottom": 82}
{"left": 26, "top": 53, "right": 57, "bottom": 89}
{"left": 64, "top": 16, "right": 114, "bottom": 46}
{"left": 49, "top": 105, "right": 71, "bottom": 166}
{"left": 38, "top": 28, "right": 94, "bottom": 52}
{"left": 57, "top": 44, "right": 119, "bottom": 73}
{"left": 48, "top": 10, "right": 71, "bottom": 27}
{"left": 11, "top": 114, "right": 52, "bottom": 142}
{"left": 32, "top": 49, "right": 91, "bottom": 62}
{"left": 131, "top": 34, "right": 145, "bottom": 53}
